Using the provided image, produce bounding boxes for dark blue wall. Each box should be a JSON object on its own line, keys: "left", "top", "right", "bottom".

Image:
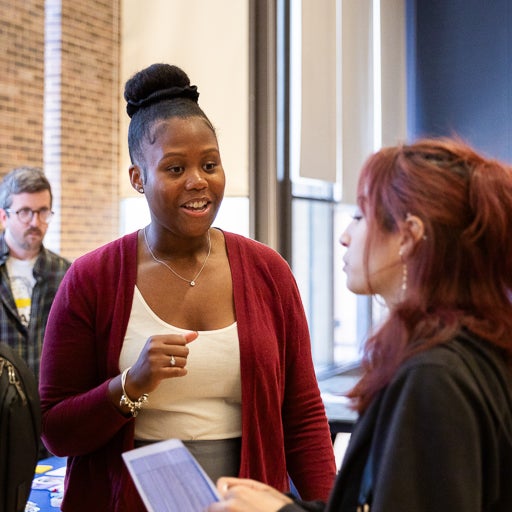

{"left": 406, "top": 0, "right": 512, "bottom": 162}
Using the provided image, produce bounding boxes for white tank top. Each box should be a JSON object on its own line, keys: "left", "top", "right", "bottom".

{"left": 119, "top": 287, "right": 242, "bottom": 441}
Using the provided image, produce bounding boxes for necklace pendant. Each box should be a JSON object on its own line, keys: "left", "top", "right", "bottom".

{"left": 143, "top": 227, "right": 211, "bottom": 288}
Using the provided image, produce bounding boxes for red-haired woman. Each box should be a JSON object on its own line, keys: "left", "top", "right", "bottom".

{"left": 208, "top": 137, "right": 512, "bottom": 512}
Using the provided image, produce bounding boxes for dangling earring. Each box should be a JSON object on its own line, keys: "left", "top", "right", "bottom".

{"left": 399, "top": 248, "right": 408, "bottom": 300}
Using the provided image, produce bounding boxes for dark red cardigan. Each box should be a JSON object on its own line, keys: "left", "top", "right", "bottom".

{"left": 40, "top": 230, "right": 336, "bottom": 511}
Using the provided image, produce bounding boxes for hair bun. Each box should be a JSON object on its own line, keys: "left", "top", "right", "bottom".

{"left": 124, "top": 63, "right": 200, "bottom": 118}
{"left": 126, "top": 85, "right": 199, "bottom": 118}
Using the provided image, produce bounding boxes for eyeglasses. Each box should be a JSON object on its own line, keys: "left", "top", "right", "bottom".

{"left": 5, "top": 207, "right": 55, "bottom": 224}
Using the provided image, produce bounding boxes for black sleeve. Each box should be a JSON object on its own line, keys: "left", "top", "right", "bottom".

{"left": 370, "top": 361, "right": 488, "bottom": 512}
{"left": 279, "top": 499, "right": 325, "bottom": 512}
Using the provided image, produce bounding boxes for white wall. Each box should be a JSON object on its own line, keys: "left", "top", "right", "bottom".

{"left": 120, "top": 0, "right": 249, "bottom": 199}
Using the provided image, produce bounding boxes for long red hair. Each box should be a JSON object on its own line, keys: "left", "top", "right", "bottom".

{"left": 347, "top": 137, "right": 512, "bottom": 413}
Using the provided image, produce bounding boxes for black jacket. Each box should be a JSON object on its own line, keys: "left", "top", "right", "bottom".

{"left": 282, "top": 330, "right": 512, "bottom": 511}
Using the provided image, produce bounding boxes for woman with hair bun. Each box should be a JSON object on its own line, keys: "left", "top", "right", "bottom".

{"left": 39, "top": 63, "right": 335, "bottom": 511}
{"left": 207, "top": 137, "right": 512, "bottom": 512}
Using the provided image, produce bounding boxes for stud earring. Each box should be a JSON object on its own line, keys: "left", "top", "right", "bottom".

{"left": 138, "top": 187, "right": 144, "bottom": 194}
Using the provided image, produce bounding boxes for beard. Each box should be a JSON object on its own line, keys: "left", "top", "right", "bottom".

{"left": 21, "top": 228, "right": 44, "bottom": 250}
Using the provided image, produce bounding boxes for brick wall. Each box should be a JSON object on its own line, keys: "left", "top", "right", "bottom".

{"left": 0, "top": 0, "right": 45, "bottom": 173}
{"left": 0, "top": 0, "right": 120, "bottom": 260}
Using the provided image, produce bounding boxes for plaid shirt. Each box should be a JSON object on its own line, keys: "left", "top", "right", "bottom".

{"left": 0, "top": 233, "right": 70, "bottom": 381}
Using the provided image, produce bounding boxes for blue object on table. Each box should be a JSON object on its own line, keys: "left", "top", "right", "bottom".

{"left": 27, "top": 456, "right": 67, "bottom": 511}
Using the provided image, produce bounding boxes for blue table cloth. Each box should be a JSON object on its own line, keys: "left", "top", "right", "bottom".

{"left": 27, "top": 456, "right": 67, "bottom": 511}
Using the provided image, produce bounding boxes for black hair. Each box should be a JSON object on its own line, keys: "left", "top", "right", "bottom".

{"left": 124, "top": 63, "right": 216, "bottom": 177}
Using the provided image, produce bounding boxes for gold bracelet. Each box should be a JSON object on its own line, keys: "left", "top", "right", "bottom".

{"left": 119, "top": 366, "right": 148, "bottom": 417}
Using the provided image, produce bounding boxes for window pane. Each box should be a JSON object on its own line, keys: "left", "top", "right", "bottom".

{"left": 292, "top": 199, "right": 362, "bottom": 370}
{"left": 333, "top": 205, "right": 365, "bottom": 365}
{"left": 292, "top": 198, "right": 334, "bottom": 368}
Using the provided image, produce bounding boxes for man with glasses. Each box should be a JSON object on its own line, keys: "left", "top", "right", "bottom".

{"left": 0, "top": 167, "right": 70, "bottom": 384}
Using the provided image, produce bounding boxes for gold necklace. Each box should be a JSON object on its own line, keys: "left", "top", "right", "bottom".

{"left": 143, "top": 227, "right": 211, "bottom": 287}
